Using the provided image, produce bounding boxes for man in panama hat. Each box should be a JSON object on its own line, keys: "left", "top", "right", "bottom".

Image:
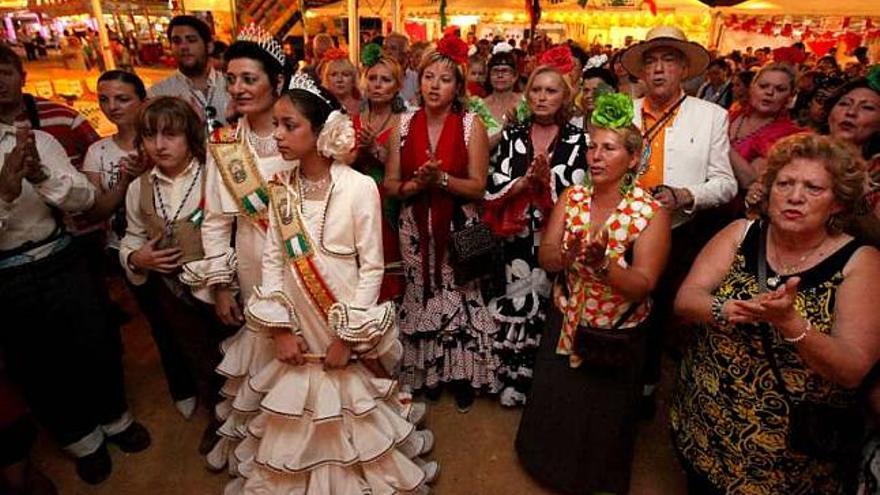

{"left": 622, "top": 26, "right": 737, "bottom": 417}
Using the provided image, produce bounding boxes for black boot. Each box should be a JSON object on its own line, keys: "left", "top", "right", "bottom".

{"left": 106, "top": 422, "right": 151, "bottom": 453}
{"left": 75, "top": 443, "right": 111, "bottom": 485}
{"left": 453, "top": 381, "right": 475, "bottom": 414}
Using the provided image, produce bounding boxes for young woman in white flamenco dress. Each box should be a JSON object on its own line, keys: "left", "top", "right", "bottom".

{"left": 222, "top": 74, "right": 437, "bottom": 494}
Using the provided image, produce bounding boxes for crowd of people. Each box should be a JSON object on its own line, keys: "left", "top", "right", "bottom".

{"left": 2, "top": 12, "right": 880, "bottom": 495}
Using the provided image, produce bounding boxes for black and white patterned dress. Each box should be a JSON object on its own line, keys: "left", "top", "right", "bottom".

{"left": 484, "top": 120, "right": 587, "bottom": 406}
{"left": 398, "top": 111, "right": 501, "bottom": 393}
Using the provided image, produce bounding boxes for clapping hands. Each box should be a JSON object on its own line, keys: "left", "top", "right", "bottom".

{"left": 562, "top": 226, "right": 609, "bottom": 269}
{"left": 723, "top": 277, "right": 800, "bottom": 326}
{"left": 526, "top": 153, "right": 550, "bottom": 185}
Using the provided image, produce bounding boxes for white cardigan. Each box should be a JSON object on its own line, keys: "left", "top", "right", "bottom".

{"left": 632, "top": 95, "right": 738, "bottom": 228}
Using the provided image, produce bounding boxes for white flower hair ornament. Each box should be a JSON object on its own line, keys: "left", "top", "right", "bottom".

{"left": 467, "top": 44, "right": 478, "bottom": 57}
{"left": 492, "top": 42, "right": 514, "bottom": 55}
{"left": 584, "top": 54, "right": 609, "bottom": 71}
{"left": 317, "top": 110, "right": 355, "bottom": 162}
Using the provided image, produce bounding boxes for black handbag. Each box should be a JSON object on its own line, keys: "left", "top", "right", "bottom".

{"left": 557, "top": 269, "right": 644, "bottom": 369}
{"left": 756, "top": 222, "right": 865, "bottom": 460}
{"left": 448, "top": 206, "right": 504, "bottom": 288}
{"left": 572, "top": 303, "right": 642, "bottom": 369}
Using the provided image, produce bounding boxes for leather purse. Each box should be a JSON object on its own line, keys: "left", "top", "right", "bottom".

{"left": 572, "top": 303, "right": 642, "bottom": 369}
{"left": 448, "top": 208, "right": 504, "bottom": 288}
{"left": 558, "top": 271, "right": 643, "bottom": 369}
{"left": 756, "top": 221, "right": 865, "bottom": 460}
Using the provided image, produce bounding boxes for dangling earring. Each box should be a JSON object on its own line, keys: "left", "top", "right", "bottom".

{"left": 618, "top": 169, "right": 636, "bottom": 196}
{"left": 392, "top": 94, "right": 406, "bottom": 113}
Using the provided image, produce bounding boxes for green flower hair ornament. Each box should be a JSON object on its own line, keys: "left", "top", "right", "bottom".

{"left": 867, "top": 65, "right": 880, "bottom": 94}
{"left": 361, "top": 43, "right": 382, "bottom": 68}
{"left": 590, "top": 92, "right": 635, "bottom": 129}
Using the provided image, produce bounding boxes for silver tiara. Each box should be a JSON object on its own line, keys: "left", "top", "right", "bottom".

{"left": 287, "top": 72, "right": 333, "bottom": 107}
{"left": 237, "top": 23, "right": 285, "bottom": 67}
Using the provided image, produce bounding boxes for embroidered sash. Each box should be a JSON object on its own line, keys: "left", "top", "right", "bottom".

{"left": 268, "top": 181, "right": 338, "bottom": 318}
{"left": 210, "top": 127, "right": 270, "bottom": 231}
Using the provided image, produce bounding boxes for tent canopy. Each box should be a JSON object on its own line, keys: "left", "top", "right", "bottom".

{"left": 308, "top": 0, "right": 709, "bottom": 19}
{"left": 719, "top": 0, "right": 880, "bottom": 16}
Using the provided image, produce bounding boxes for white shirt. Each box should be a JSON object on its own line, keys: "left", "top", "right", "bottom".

{"left": 632, "top": 95, "right": 737, "bottom": 228}
{"left": 119, "top": 160, "right": 203, "bottom": 285}
{"left": 148, "top": 68, "right": 230, "bottom": 126}
{"left": 82, "top": 136, "right": 134, "bottom": 249}
{"left": 0, "top": 125, "right": 95, "bottom": 253}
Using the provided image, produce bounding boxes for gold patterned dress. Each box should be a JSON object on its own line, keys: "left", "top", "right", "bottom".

{"left": 670, "top": 221, "right": 866, "bottom": 494}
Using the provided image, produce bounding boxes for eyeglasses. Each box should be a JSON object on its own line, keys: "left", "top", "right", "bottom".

{"left": 490, "top": 67, "right": 515, "bottom": 76}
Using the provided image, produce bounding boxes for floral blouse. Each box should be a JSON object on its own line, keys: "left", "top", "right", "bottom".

{"left": 554, "top": 183, "right": 661, "bottom": 366}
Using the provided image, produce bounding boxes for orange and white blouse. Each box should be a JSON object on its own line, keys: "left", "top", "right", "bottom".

{"left": 554, "top": 183, "right": 661, "bottom": 366}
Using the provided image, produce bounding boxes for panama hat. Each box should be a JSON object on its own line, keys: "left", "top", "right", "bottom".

{"left": 620, "top": 26, "right": 710, "bottom": 79}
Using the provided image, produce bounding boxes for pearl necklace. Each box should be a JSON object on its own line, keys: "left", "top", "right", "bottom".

{"left": 246, "top": 127, "right": 278, "bottom": 157}
{"left": 299, "top": 170, "right": 331, "bottom": 196}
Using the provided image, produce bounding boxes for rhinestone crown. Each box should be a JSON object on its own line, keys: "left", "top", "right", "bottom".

{"left": 237, "top": 23, "right": 285, "bottom": 66}
{"left": 287, "top": 72, "right": 332, "bottom": 107}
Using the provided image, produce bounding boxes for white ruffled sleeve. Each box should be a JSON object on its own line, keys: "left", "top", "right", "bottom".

{"left": 327, "top": 302, "right": 400, "bottom": 362}
{"left": 244, "top": 192, "right": 298, "bottom": 332}
{"left": 179, "top": 149, "right": 239, "bottom": 301}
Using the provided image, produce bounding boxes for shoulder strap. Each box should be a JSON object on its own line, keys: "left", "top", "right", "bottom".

{"left": 756, "top": 221, "right": 792, "bottom": 398}
{"left": 23, "top": 94, "right": 41, "bottom": 130}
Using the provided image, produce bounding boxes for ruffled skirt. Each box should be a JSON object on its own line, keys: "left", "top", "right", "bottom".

{"left": 224, "top": 359, "right": 432, "bottom": 494}
{"left": 397, "top": 206, "right": 499, "bottom": 392}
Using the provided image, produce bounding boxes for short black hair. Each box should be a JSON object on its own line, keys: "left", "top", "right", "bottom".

{"left": 0, "top": 44, "right": 23, "bottom": 75}
{"left": 225, "top": 40, "right": 285, "bottom": 94}
{"left": 581, "top": 67, "right": 618, "bottom": 90}
{"left": 211, "top": 41, "right": 228, "bottom": 58}
{"left": 707, "top": 58, "right": 730, "bottom": 73}
{"left": 167, "top": 15, "right": 212, "bottom": 44}
{"left": 824, "top": 77, "right": 880, "bottom": 116}
{"left": 734, "top": 70, "right": 755, "bottom": 89}
{"left": 98, "top": 69, "right": 147, "bottom": 100}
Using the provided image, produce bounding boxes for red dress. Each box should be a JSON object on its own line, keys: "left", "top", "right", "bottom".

{"left": 353, "top": 114, "right": 404, "bottom": 302}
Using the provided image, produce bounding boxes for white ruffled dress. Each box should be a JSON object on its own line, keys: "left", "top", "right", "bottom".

{"left": 224, "top": 165, "right": 434, "bottom": 494}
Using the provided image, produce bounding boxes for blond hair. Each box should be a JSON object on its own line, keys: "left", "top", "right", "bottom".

{"left": 524, "top": 66, "right": 572, "bottom": 127}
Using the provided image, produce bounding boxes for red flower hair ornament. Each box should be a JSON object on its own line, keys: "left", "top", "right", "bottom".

{"left": 539, "top": 45, "right": 575, "bottom": 75}
{"left": 436, "top": 33, "right": 469, "bottom": 66}
{"left": 322, "top": 48, "right": 350, "bottom": 62}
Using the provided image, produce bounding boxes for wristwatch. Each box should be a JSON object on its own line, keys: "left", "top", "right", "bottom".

{"left": 439, "top": 172, "right": 449, "bottom": 189}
